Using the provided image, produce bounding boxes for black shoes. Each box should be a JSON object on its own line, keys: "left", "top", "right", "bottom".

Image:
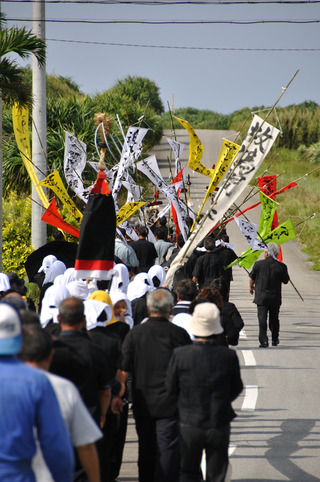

{"left": 259, "top": 342, "right": 269, "bottom": 348}
{"left": 272, "top": 339, "right": 279, "bottom": 346}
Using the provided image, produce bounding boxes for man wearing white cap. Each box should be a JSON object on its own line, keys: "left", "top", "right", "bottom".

{"left": 166, "top": 302, "right": 243, "bottom": 482}
{"left": 0, "top": 302, "right": 74, "bottom": 481}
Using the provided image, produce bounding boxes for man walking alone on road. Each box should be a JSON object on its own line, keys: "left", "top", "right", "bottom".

{"left": 249, "top": 242, "right": 290, "bottom": 348}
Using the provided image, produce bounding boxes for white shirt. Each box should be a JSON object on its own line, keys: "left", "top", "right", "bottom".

{"left": 32, "top": 372, "right": 103, "bottom": 481}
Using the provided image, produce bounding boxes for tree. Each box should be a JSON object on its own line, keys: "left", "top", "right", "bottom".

{"left": 0, "top": 12, "right": 46, "bottom": 106}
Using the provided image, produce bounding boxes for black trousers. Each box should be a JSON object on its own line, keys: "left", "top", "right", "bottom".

{"left": 257, "top": 304, "right": 281, "bottom": 344}
{"left": 179, "top": 423, "right": 230, "bottom": 482}
{"left": 134, "top": 415, "right": 179, "bottom": 482}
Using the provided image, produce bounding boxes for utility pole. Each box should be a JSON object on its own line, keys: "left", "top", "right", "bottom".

{"left": 32, "top": 0, "right": 47, "bottom": 248}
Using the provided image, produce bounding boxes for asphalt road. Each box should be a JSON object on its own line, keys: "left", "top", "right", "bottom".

{"left": 227, "top": 190, "right": 320, "bottom": 482}
{"left": 118, "top": 133, "right": 320, "bottom": 481}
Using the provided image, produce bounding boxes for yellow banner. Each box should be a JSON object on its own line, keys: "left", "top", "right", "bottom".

{"left": 190, "top": 139, "right": 240, "bottom": 231}
{"left": 12, "top": 103, "right": 49, "bottom": 208}
{"left": 116, "top": 202, "right": 146, "bottom": 227}
{"left": 174, "top": 116, "right": 214, "bottom": 178}
{"left": 39, "top": 171, "right": 83, "bottom": 223}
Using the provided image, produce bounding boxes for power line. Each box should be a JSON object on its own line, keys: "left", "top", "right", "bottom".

{"left": 3, "top": 0, "right": 320, "bottom": 4}
{"left": 47, "top": 37, "right": 320, "bottom": 50}
{"left": 6, "top": 17, "right": 320, "bottom": 24}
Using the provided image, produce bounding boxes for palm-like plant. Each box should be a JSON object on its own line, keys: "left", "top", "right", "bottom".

{"left": 0, "top": 12, "right": 46, "bottom": 106}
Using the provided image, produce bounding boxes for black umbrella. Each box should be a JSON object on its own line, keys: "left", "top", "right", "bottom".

{"left": 25, "top": 241, "right": 78, "bottom": 283}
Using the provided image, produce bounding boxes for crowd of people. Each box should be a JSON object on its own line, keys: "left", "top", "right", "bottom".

{"left": 0, "top": 218, "right": 290, "bottom": 482}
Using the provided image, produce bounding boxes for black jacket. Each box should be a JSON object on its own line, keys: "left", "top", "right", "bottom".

{"left": 166, "top": 341, "right": 243, "bottom": 429}
{"left": 120, "top": 316, "right": 191, "bottom": 418}
{"left": 250, "top": 256, "right": 290, "bottom": 306}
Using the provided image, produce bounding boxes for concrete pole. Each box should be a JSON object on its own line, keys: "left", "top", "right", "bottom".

{"left": 0, "top": 0, "right": 3, "bottom": 270}
{"left": 32, "top": 0, "right": 47, "bottom": 249}
{"left": 0, "top": 92, "right": 3, "bottom": 271}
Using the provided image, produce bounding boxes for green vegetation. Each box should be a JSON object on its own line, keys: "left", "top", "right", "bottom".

{"left": 255, "top": 147, "right": 320, "bottom": 270}
{"left": 2, "top": 192, "right": 33, "bottom": 277}
{"left": 0, "top": 13, "right": 46, "bottom": 106}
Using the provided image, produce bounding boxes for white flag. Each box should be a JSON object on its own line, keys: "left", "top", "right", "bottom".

{"left": 137, "top": 157, "right": 189, "bottom": 240}
{"left": 165, "top": 115, "right": 280, "bottom": 286}
{"left": 64, "top": 132, "right": 90, "bottom": 202}
{"left": 235, "top": 217, "right": 263, "bottom": 249}
{"left": 167, "top": 138, "right": 185, "bottom": 175}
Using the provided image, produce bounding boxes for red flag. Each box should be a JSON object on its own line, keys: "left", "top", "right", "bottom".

{"left": 41, "top": 198, "right": 80, "bottom": 238}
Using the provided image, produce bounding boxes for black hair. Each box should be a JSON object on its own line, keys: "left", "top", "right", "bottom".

{"left": 204, "top": 237, "right": 215, "bottom": 251}
{"left": 53, "top": 230, "right": 65, "bottom": 241}
{"left": 59, "top": 297, "right": 84, "bottom": 326}
{"left": 136, "top": 225, "right": 148, "bottom": 238}
{"left": 155, "top": 228, "right": 166, "bottom": 241}
{"left": 175, "top": 279, "right": 198, "bottom": 302}
{"left": 18, "top": 325, "right": 53, "bottom": 362}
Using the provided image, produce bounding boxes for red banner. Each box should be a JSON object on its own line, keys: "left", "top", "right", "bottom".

{"left": 41, "top": 198, "right": 80, "bottom": 238}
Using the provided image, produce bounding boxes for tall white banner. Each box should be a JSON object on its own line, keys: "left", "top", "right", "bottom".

{"left": 165, "top": 115, "right": 280, "bottom": 285}
{"left": 64, "top": 132, "right": 90, "bottom": 202}
{"left": 112, "top": 127, "right": 149, "bottom": 205}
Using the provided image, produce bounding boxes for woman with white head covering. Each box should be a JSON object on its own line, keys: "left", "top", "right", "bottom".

{"left": 65, "top": 279, "right": 89, "bottom": 300}
{"left": 88, "top": 291, "right": 130, "bottom": 342}
{"left": 148, "top": 265, "right": 166, "bottom": 288}
{"left": 111, "top": 291, "right": 134, "bottom": 330}
{"left": 38, "top": 254, "right": 57, "bottom": 276}
{"left": 109, "top": 264, "right": 130, "bottom": 297}
{"left": 39, "top": 260, "right": 67, "bottom": 313}
{"left": 63, "top": 267, "right": 77, "bottom": 285}
{"left": 40, "top": 285, "right": 70, "bottom": 332}
{"left": 127, "top": 273, "right": 154, "bottom": 325}
{"left": 43, "top": 260, "right": 67, "bottom": 285}
{"left": 127, "top": 272, "right": 153, "bottom": 302}
{"left": 53, "top": 274, "right": 65, "bottom": 288}
{"left": 84, "top": 299, "right": 112, "bottom": 331}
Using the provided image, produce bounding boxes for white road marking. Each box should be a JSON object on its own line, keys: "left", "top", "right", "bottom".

{"left": 242, "top": 350, "right": 256, "bottom": 366}
{"left": 241, "top": 385, "right": 258, "bottom": 412}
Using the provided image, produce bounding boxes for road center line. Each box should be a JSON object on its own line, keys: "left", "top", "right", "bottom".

{"left": 242, "top": 350, "right": 256, "bottom": 366}
{"left": 241, "top": 385, "right": 258, "bottom": 412}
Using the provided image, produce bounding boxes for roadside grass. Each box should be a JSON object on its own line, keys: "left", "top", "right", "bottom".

{"left": 255, "top": 147, "right": 320, "bottom": 270}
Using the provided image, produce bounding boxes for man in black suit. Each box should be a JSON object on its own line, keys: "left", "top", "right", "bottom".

{"left": 166, "top": 302, "right": 243, "bottom": 482}
{"left": 249, "top": 242, "right": 290, "bottom": 347}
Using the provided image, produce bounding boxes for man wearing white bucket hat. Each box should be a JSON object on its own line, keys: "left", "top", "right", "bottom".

{"left": 166, "top": 302, "right": 243, "bottom": 482}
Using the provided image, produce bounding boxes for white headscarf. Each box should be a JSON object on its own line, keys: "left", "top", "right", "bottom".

{"left": 148, "top": 265, "right": 166, "bottom": 288}
{"left": 40, "top": 285, "right": 70, "bottom": 328}
{"left": 127, "top": 272, "right": 153, "bottom": 301}
{"left": 84, "top": 299, "right": 112, "bottom": 331}
{"left": 0, "top": 273, "right": 10, "bottom": 292}
{"left": 38, "top": 255, "right": 57, "bottom": 273}
{"left": 110, "top": 290, "right": 134, "bottom": 329}
{"left": 63, "top": 267, "right": 77, "bottom": 285}
{"left": 65, "top": 279, "right": 89, "bottom": 300}
{"left": 109, "top": 263, "right": 130, "bottom": 297}
{"left": 53, "top": 274, "right": 65, "bottom": 287}
{"left": 43, "top": 260, "right": 66, "bottom": 285}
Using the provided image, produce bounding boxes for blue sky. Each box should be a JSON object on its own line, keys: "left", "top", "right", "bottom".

{"left": 3, "top": 0, "right": 320, "bottom": 114}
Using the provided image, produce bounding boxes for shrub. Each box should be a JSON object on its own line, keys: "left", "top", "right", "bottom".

{"left": 2, "top": 192, "right": 33, "bottom": 277}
